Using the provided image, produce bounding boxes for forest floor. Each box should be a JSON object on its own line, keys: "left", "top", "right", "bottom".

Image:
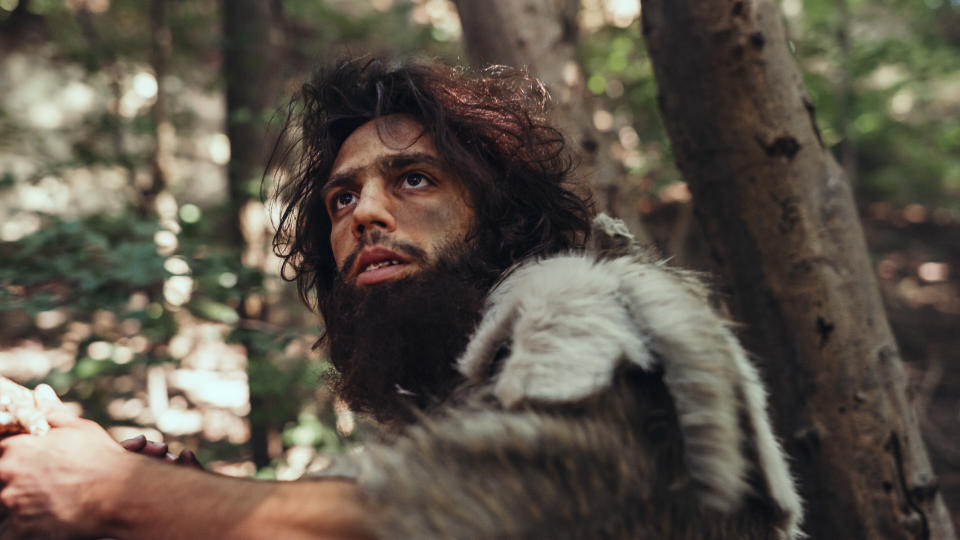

{"left": 644, "top": 201, "right": 960, "bottom": 528}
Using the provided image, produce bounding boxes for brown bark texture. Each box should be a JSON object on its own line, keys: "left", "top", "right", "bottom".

{"left": 222, "top": 0, "right": 278, "bottom": 469}
{"left": 453, "top": 0, "right": 649, "bottom": 241}
{"left": 641, "top": 1, "right": 955, "bottom": 538}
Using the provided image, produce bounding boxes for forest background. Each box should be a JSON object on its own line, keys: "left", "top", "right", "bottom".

{"left": 0, "top": 0, "right": 958, "bottom": 531}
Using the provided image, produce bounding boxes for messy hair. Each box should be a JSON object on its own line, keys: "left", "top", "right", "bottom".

{"left": 273, "top": 57, "right": 593, "bottom": 308}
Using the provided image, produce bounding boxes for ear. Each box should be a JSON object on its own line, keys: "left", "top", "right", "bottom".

{"left": 457, "top": 283, "right": 522, "bottom": 383}
{"left": 458, "top": 255, "right": 656, "bottom": 406}
{"left": 586, "top": 213, "right": 636, "bottom": 256}
{"left": 614, "top": 259, "right": 800, "bottom": 533}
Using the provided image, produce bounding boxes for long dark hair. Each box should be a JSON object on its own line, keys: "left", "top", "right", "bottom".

{"left": 273, "top": 57, "right": 594, "bottom": 308}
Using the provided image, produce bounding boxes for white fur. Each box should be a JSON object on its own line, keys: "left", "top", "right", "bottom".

{"left": 457, "top": 216, "right": 803, "bottom": 539}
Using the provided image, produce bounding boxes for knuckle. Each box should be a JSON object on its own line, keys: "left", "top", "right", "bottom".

{"left": 0, "top": 489, "right": 19, "bottom": 512}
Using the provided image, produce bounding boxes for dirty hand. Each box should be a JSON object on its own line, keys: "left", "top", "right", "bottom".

{"left": 120, "top": 434, "right": 204, "bottom": 469}
{"left": 0, "top": 385, "right": 137, "bottom": 539}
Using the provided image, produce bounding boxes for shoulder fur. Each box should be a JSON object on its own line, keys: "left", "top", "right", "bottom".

{"left": 457, "top": 214, "right": 803, "bottom": 539}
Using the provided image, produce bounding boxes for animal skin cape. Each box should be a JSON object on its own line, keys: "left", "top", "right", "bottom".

{"left": 351, "top": 215, "right": 804, "bottom": 539}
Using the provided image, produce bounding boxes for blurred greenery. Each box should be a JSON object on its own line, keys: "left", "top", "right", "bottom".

{"left": 0, "top": 0, "right": 958, "bottom": 481}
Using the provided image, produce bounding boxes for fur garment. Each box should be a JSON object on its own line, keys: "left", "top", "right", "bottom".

{"left": 354, "top": 215, "right": 803, "bottom": 539}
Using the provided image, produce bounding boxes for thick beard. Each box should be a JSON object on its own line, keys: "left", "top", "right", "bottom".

{"left": 319, "top": 239, "right": 498, "bottom": 427}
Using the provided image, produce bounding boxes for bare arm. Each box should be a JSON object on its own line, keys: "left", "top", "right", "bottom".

{"left": 105, "top": 461, "right": 371, "bottom": 539}
{"left": 101, "top": 456, "right": 371, "bottom": 540}
{"left": 0, "top": 386, "right": 375, "bottom": 540}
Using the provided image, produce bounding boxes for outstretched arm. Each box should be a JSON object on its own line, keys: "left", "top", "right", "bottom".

{"left": 0, "top": 386, "right": 374, "bottom": 540}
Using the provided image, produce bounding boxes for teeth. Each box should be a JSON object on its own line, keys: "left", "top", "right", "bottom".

{"left": 363, "top": 260, "right": 402, "bottom": 272}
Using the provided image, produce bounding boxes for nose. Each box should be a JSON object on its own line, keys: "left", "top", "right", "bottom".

{"left": 351, "top": 182, "right": 396, "bottom": 238}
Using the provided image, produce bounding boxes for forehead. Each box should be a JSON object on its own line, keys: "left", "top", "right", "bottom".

{"left": 330, "top": 115, "right": 436, "bottom": 176}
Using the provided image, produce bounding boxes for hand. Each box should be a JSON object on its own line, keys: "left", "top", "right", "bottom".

{"left": 120, "top": 434, "right": 204, "bottom": 469}
{"left": 0, "top": 384, "right": 137, "bottom": 538}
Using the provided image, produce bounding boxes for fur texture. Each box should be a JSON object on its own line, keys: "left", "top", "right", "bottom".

{"left": 358, "top": 374, "right": 797, "bottom": 539}
{"left": 354, "top": 215, "right": 803, "bottom": 539}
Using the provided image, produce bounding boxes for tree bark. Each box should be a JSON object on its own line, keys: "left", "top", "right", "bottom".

{"left": 222, "top": 0, "right": 279, "bottom": 469}
{"left": 453, "top": 0, "right": 649, "bottom": 241}
{"left": 641, "top": 1, "right": 955, "bottom": 538}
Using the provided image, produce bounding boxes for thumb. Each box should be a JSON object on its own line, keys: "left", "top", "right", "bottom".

{"left": 34, "top": 383, "right": 63, "bottom": 407}
{"left": 33, "top": 384, "right": 78, "bottom": 425}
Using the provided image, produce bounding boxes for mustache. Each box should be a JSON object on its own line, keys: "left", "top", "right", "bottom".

{"left": 339, "top": 230, "right": 428, "bottom": 279}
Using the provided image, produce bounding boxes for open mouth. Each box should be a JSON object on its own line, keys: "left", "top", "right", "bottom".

{"left": 361, "top": 259, "right": 404, "bottom": 272}
{"left": 353, "top": 248, "right": 413, "bottom": 286}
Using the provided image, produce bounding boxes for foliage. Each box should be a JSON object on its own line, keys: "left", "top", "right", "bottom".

{"left": 793, "top": 0, "right": 960, "bottom": 205}
{"left": 574, "top": 0, "right": 960, "bottom": 208}
{"left": 1, "top": 213, "right": 166, "bottom": 313}
{"left": 579, "top": 20, "right": 681, "bottom": 189}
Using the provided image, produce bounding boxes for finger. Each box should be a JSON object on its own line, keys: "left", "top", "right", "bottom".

{"left": 33, "top": 384, "right": 62, "bottom": 408}
{"left": 33, "top": 385, "right": 78, "bottom": 427}
{"left": 141, "top": 441, "right": 169, "bottom": 458}
{"left": 176, "top": 449, "right": 204, "bottom": 470}
{"left": 120, "top": 435, "right": 148, "bottom": 452}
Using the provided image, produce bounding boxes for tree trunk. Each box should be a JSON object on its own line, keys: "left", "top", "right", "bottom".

{"left": 641, "top": 1, "right": 955, "bottom": 538}
{"left": 74, "top": 7, "right": 136, "bottom": 191}
{"left": 222, "top": 0, "right": 278, "bottom": 470}
{"left": 147, "top": 0, "right": 172, "bottom": 212}
{"left": 453, "top": 0, "right": 649, "bottom": 241}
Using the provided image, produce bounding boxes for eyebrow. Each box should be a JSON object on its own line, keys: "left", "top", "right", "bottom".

{"left": 321, "top": 152, "right": 447, "bottom": 199}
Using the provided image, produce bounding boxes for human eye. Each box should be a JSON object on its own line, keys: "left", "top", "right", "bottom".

{"left": 329, "top": 191, "right": 358, "bottom": 212}
{"left": 401, "top": 172, "right": 433, "bottom": 190}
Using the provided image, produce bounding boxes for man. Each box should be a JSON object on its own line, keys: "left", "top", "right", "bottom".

{"left": 0, "top": 58, "right": 801, "bottom": 538}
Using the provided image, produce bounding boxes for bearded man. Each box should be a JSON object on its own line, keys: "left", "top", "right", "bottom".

{"left": 0, "top": 58, "right": 802, "bottom": 539}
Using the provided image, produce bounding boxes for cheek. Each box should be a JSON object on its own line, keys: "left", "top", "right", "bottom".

{"left": 329, "top": 221, "right": 352, "bottom": 269}
{"left": 445, "top": 198, "right": 475, "bottom": 237}
{"left": 398, "top": 199, "right": 473, "bottom": 245}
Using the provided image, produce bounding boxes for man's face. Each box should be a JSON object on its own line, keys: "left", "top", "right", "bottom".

{"left": 323, "top": 114, "right": 475, "bottom": 285}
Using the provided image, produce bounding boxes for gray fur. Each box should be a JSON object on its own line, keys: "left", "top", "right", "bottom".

{"left": 358, "top": 375, "right": 798, "bottom": 539}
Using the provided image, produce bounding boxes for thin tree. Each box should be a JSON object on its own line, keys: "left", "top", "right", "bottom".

{"left": 222, "top": 0, "right": 280, "bottom": 469}
{"left": 147, "top": 0, "right": 173, "bottom": 213}
{"left": 641, "top": 0, "right": 955, "bottom": 538}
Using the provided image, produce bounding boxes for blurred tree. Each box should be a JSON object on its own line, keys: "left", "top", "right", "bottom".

{"left": 222, "top": 0, "right": 282, "bottom": 469}
{"left": 453, "top": 0, "right": 649, "bottom": 241}
{"left": 146, "top": 0, "right": 172, "bottom": 214}
{"left": 0, "top": 0, "right": 46, "bottom": 47}
{"left": 642, "top": 0, "right": 955, "bottom": 538}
